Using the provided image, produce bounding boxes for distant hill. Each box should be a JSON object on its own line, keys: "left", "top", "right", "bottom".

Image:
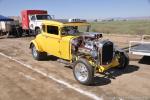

{"left": 92, "top": 16, "right": 150, "bottom": 22}
{"left": 123, "top": 16, "right": 150, "bottom": 20}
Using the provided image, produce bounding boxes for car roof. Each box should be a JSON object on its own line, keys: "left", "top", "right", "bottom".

{"left": 42, "top": 20, "right": 90, "bottom": 27}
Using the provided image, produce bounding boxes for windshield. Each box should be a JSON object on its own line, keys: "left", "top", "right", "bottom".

{"left": 61, "top": 25, "right": 90, "bottom": 36}
{"left": 36, "top": 15, "right": 52, "bottom": 20}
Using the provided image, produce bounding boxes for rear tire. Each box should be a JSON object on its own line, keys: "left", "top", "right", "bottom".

{"left": 17, "top": 27, "right": 23, "bottom": 37}
{"left": 73, "top": 59, "right": 94, "bottom": 85}
{"left": 117, "top": 52, "right": 129, "bottom": 69}
{"left": 31, "top": 44, "right": 47, "bottom": 61}
{"left": 35, "top": 28, "right": 41, "bottom": 36}
{"left": 15, "top": 27, "right": 23, "bottom": 38}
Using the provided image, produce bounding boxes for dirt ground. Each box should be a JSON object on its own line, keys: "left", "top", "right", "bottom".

{"left": 0, "top": 35, "right": 150, "bottom": 100}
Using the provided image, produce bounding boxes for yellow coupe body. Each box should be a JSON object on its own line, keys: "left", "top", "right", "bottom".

{"left": 31, "top": 20, "right": 90, "bottom": 60}
{"left": 30, "top": 19, "right": 129, "bottom": 85}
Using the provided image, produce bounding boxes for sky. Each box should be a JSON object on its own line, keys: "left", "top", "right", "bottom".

{"left": 0, "top": 0, "right": 150, "bottom": 19}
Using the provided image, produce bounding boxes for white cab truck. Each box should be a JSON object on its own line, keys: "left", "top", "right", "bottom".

{"left": 21, "top": 10, "right": 53, "bottom": 36}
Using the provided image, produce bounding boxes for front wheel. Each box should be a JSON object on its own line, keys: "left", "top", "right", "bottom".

{"left": 73, "top": 59, "right": 94, "bottom": 85}
{"left": 116, "top": 52, "right": 129, "bottom": 69}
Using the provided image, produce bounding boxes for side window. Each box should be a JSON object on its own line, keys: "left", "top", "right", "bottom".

{"left": 42, "top": 25, "right": 46, "bottom": 32}
{"left": 31, "top": 16, "right": 36, "bottom": 21}
{"left": 47, "top": 26, "right": 59, "bottom": 35}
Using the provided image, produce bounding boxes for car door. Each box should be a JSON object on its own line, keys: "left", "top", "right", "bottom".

{"left": 29, "top": 15, "right": 36, "bottom": 30}
{"left": 44, "top": 25, "right": 61, "bottom": 58}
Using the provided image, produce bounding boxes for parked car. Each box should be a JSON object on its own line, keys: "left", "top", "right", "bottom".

{"left": 30, "top": 19, "right": 129, "bottom": 85}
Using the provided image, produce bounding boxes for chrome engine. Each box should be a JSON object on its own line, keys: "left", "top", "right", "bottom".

{"left": 71, "top": 32, "right": 114, "bottom": 65}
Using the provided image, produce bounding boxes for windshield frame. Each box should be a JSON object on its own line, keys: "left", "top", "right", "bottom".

{"left": 36, "top": 14, "right": 52, "bottom": 20}
{"left": 61, "top": 24, "right": 91, "bottom": 36}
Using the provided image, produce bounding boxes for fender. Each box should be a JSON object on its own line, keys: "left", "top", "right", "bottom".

{"left": 30, "top": 40, "right": 43, "bottom": 51}
{"left": 115, "top": 47, "right": 129, "bottom": 58}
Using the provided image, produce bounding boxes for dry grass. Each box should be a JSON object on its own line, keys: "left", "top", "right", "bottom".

{"left": 91, "top": 20, "right": 150, "bottom": 35}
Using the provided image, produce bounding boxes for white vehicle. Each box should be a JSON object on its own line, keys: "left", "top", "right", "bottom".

{"left": 0, "top": 15, "right": 22, "bottom": 37}
{"left": 129, "top": 35, "right": 150, "bottom": 56}
{"left": 29, "top": 14, "right": 52, "bottom": 35}
{"left": 21, "top": 10, "right": 53, "bottom": 36}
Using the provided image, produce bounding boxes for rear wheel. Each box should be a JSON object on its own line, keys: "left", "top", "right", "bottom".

{"left": 31, "top": 44, "right": 47, "bottom": 60}
{"left": 14, "top": 27, "right": 23, "bottom": 38}
{"left": 35, "top": 28, "right": 41, "bottom": 36}
{"left": 73, "top": 59, "right": 94, "bottom": 85}
{"left": 16, "top": 27, "right": 23, "bottom": 37}
{"left": 117, "top": 52, "right": 129, "bottom": 69}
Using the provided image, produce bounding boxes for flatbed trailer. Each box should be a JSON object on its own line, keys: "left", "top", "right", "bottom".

{"left": 129, "top": 35, "right": 150, "bottom": 56}
{"left": 0, "top": 15, "right": 22, "bottom": 38}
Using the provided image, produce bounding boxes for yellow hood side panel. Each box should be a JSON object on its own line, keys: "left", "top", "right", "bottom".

{"left": 98, "top": 58, "right": 120, "bottom": 73}
{"left": 60, "top": 36, "right": 78, "bottom": 60}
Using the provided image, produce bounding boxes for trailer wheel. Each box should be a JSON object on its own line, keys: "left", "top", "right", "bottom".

{"left": 16, "top": 27, "right": 23, "bottom": 37}
{"left": 31, "top": 44, "right": 47, "bottom": 61}
{"left": 73, "top": 59, "right": 94, "bottom": 85}
{"left": 117, "top": 52, "right": 129, "bottom": 69}
{"left": 17, "top": 27, "right": 23, "bottom": 37}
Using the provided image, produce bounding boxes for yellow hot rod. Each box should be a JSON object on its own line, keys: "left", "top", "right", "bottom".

{"left": 30, "top": 19, "right": 129, "bottom": 85}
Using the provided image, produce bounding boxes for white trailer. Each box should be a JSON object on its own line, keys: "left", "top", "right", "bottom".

{"left": 129, "top": 35, "right": 150, "bottom": 56}
{"left": 0, "top": 20, "right": 22, "bottom": 37}
{"left": 0, "top": 21, "right": 12, "bottom": 32}
{"left": 0, "top": 15, "right": 22, "bottom": 37}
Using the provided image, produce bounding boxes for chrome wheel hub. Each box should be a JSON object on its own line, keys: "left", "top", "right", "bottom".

{"left": 74, "top": 63, "right": 88, "bottom": 82}
{"left": 32, "top": 46, "right": 38, "bottom": 57}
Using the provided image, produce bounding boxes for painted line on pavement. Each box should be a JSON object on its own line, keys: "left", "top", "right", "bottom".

{"left": 0, "top": 52, "right": 103, "bottom": 100}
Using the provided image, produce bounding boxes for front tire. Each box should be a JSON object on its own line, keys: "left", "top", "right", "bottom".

{"left": 31, "top": 44, "right": 47, "bottom": 61}
{"left": 73, "top": 59, "right": 94, "bottom": 85}
{"left": 117, "top": 52, "right": 129, "bottom": 69}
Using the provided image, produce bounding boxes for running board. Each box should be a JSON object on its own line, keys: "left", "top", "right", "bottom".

{"left": 57, "top": 59, "right": 73, "bottom": 67}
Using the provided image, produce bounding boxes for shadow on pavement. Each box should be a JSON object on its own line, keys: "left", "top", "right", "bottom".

{"left": 139, "top": 56, "right": 150, "bottom": 65}
{"left": 92, "top": 65, "right": 139, "bottom": 86}
{"left": 42, "top": 56, "right": 140, "bottom": 86}
{"left": 92, "top": 76, "right": 111, "bottom": 86}
{"left": 43, "top": 55, "right": 58, "bottom": 61}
